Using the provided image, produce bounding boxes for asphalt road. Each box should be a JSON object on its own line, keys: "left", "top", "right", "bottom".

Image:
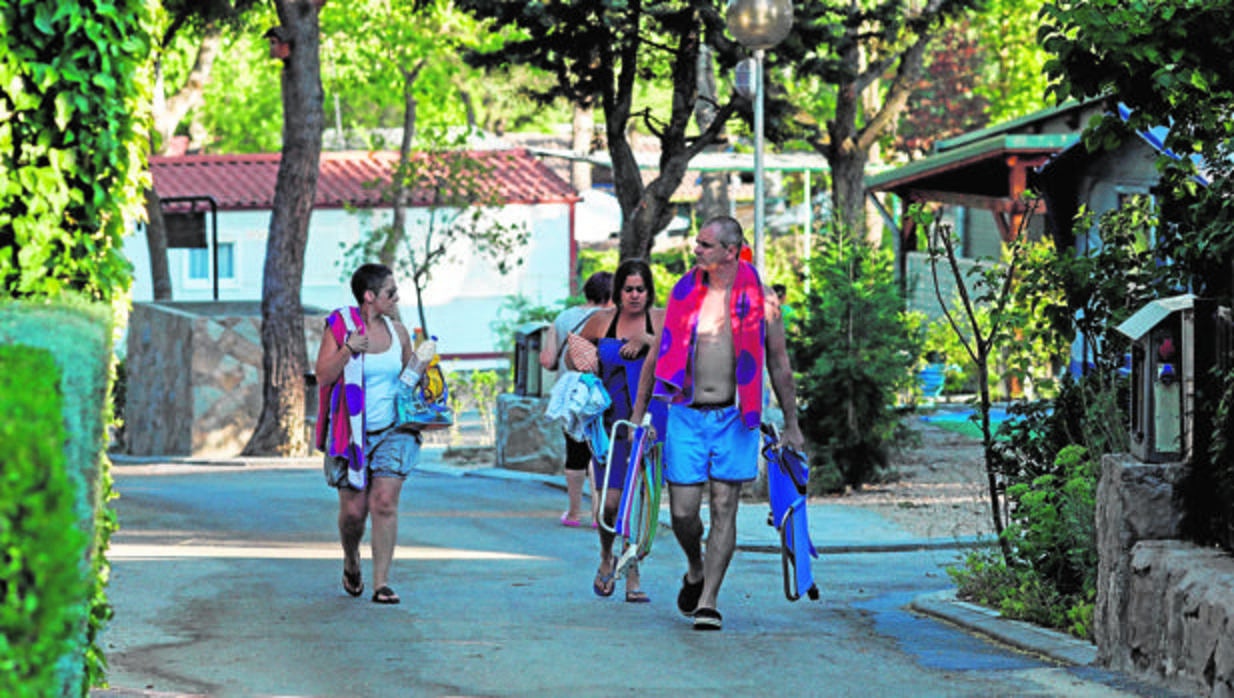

{"left": 93, "top": 456, "right": 1173, "bottom": 698}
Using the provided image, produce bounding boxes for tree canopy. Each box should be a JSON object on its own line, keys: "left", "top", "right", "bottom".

{"left": 1041, "top": 0, "right": 1234, "bottom": 297}
{"left": 768, "top": 0, "right": 985, "bottom": 240}
{"left": 458, "top": 0, "right": 743, "bottom": 259}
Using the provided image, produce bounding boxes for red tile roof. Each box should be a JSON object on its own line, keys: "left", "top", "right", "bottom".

{"left": 149, "top": 149, "right": 579, "bottom": 211}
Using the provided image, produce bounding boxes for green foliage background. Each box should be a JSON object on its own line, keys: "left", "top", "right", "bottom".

{"left": 950, "top": 198, "right": 1176, "bottom": 639}
{"left": 0, "top": 0, "right": 153, "bottom": 300}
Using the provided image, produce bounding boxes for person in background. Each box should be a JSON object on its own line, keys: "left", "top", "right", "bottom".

{"left": 772, "top": 283, "right": 797, "bottom": 327}
{"left": 540, "top": 270, "right": 613, "bottom": 527}
{"left": 314, "top": 263, "right": 419, "bottom": 605}
{"left": 631, "top": 216, "right": 804, "bottom": 630}
{"left": 573, "top": 259, "right": 666, "bottom": 603}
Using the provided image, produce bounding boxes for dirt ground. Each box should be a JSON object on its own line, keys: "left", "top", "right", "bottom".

{"left": 823, "top": 419, "right": 998, "bottom": 541}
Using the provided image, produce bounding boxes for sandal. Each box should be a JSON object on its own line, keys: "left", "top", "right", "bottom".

{"left": 693, "top": 607, "right": 723, "bottom": 631}
{"left": 342, "top": 568, "right": 363, "bottom": 597}
{"left": 371, "top": 585, "right": 401, "bottom": 604}
{"left": 593, "top": 567, "right": 616, "bottom": 598}
{"left": 677, "top": 573, "right": 704, "bottom": 616}
{"left": 625, "top": 590, "right": 651, "bottom": 603}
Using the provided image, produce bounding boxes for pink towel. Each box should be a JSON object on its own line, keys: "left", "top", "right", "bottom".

{"left": 653, "top": 260, "right": 765, "bottom": 429}
{"left": 315, "top": 306, "right": 368, "bottom": 489}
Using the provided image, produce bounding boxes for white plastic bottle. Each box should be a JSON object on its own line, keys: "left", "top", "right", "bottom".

{"left": 399, "top": 332, "right": 437, "bottom": 387}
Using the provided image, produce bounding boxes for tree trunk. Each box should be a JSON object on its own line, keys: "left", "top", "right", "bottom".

{"left": 830, "top": 141, "right": 871, "bottom": 244}
{"left": 384, "top": 62, "right": 423, "bottom": 269}
{"left": 613, "top": 19, "right": 734, "bottom": 260}
{"left": 143, "top": 187, "right": 173, "bottom": 301}
{"left": 693, "top": 44, "right": 729, "bottom": 223}
{"left": 571, "top": 104, "right": 593, "bottom": 192}
{"left": 153, "top": 25, "right": 224, "bottom": 155}
{"left": 243, "top": 0, "right": 323, "bottom": 457}
{"left": 816, "top": 10, "right": 933, "bottom": 247}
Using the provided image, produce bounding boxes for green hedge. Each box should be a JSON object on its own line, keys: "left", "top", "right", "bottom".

{"left": 0, "top": 344, "right": 89, "bottom": 696}
{"left": 0, "top": 300, "right": 117, "bottom": 693}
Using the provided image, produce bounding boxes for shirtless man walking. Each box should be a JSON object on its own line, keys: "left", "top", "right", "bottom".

{"left": 631, "top": 215, "right": 804, "bottom": 630}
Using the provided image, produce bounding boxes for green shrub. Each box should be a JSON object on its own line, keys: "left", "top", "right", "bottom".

{"left": 0, "top": 345, "right": 90, "bottom": 696}
{"left": 791, "top": 229, "right": 922, "bottom": 490}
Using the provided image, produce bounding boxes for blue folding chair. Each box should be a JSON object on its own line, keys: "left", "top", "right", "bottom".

{"left": 762, "top": 422, "right": 820, "bottom": 602}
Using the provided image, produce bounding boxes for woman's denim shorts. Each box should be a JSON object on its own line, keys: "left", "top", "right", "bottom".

{"left": 323, "top": 427, "right": 421, "bottom": 489}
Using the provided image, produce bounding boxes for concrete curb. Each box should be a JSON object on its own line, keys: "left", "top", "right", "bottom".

{"left": 735, "top": 535, "right": 996, "bottom": 555}
{"left": 910, "top": 589, "right": 1097, "bottom": 666}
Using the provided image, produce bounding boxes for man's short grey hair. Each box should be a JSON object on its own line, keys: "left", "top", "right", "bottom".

{"left": 704, "top": 215, "right": 745, "bottom": 249}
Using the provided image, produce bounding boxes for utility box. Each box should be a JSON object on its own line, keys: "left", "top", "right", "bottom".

{"left": 512, "top": 322, "right": 550, "bottom": 397}
{"left": 1115, "top": 294, "right": 1219, "bottom": 464}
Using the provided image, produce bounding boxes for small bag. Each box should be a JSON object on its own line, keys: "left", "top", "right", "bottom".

{"left": 566, "top": 332, "right": 599, "bottom": 373}
{"left": 395, "top": 337, "right": 454, "bottom": 431}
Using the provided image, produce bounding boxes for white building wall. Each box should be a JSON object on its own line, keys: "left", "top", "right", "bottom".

{"left": 124, "top": 202, "right": 572, "bottom": 362}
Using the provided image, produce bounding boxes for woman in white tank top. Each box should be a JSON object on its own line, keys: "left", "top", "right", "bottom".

{"left": 314, "top": 263, "right": 419, "bottom": 605}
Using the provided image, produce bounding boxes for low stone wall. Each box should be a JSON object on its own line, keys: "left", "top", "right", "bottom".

{"left": 1096, "top": 453, "right": 1234, "bottom": 697}
{"left": 494, "top": 393, "right": 565, "bottom": 474}
{"left": 125, "top": 302, "right": 324, "bottom": 457}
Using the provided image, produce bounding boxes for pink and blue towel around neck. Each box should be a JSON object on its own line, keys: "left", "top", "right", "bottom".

{"left": 653, "top": 260, "right": 765, "bottom": 429}
{"left": 314, "top": 306, "right": 368, "bottom": 490}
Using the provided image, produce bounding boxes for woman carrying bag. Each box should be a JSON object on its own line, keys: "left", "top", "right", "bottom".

{"left": 314, "top": 263, "right": 419, "bottom": 605}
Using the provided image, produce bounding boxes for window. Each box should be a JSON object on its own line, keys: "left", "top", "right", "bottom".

{"left": 188, "top": 243, "right": 235, "bottom": 281}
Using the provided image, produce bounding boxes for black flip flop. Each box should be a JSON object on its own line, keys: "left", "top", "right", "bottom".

{"left": 342, "top": 568, "right": 363, "bottom": 597}
{"left": 371, "top": 585, "right": 401, "bottom": 604}
{"left": 677, "top": 573, "right": 704, "bottom": 616}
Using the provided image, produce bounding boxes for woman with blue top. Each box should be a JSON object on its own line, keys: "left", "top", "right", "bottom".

{"left": 314, "top": 263, "right": 419, "bottom": 605}
{"left": 571, "top": 259, "right": 666, "bottom": 602}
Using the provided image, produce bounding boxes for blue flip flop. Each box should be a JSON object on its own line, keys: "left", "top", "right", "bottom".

{"left": 593, "top": 568, "right": 616, "bottom": 597}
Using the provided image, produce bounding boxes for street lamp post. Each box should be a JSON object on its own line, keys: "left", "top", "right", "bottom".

{"left": 726, "top": 0, "right": 793, "bottom": 272}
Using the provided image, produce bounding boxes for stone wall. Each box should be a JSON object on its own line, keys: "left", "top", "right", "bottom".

{"left": 1096, "top": 453, "right": 1234, "bottom": 697}
{"left": 495, "top": 393, "right": 565, "bottom": 474}
{"left": 126, "top": 302, "right": 324, "bottom": 457}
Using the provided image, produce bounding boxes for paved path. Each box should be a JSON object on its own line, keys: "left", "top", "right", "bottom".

{"left": 93, "top": 448, "right": 1180, "bottom": 698}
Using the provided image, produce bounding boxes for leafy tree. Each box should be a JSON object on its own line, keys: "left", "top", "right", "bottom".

{"left": 1041, "top": 0, "right": 1234, "bottom": 546}
{"left": 791, "top": 227, "right": 922, "bottom": 490}
{"left": 319, "top": 0, "right": 501, "bottom": 145}
{"left": 242, "top": 0, "right": 324, "bottom": 457}
{"left": 1040, "top": 0, "right": 1234, "bottom": 299}
{"left": 771, "top": 0, "right": 984, "bottom": 242}
{"left": 951, "top": 198, "right": 1174, "bottom": 639}
{"left": 0, "top": 1, "right": 152, "bottom": 301}
{"left": 192, "top": 4, "right": 561, "bottom": 154}
{"left": 342, "top": 137, "right": 530, "bottom": 335}
{"left": 457, "top": 0, "right": 743, "bottom": 260}
{"left": 143, "top": 1, "right": 264, "bottom": 301}
{"left": 969, "top": 0, "right": 1049, "bottom": 125}
{"left": 893, "top": 0, "right": 1053, "bottom": 160}
{"left": 323, "top": 2, "right": 530, "bottom": 336}
{"left": 894, "top": 21, "right": 990, "bottom": 158}
{"left": 913, "top": 201, "right": 1063, "bottom": 558}
{"left": 200, "top": 31, "right": 284, "bottom": 152}
{"left": 153, "top": 1, "right": 264, "bottom": 154}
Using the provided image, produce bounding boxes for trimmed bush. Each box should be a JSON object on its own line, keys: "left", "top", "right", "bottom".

{"left": 0, "top": 344, "right": 90, "bottom": 696}
{"left": 0, "top": 300, "right": 117, "bottom": 693}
